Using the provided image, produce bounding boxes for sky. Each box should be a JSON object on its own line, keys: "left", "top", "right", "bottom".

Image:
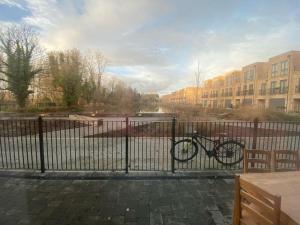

{"left": 0, "top": 0, "right": 300, "bottom": 95}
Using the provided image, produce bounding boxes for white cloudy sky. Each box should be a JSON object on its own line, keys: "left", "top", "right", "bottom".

{"left": 1, "top": 0, "right": 300, "bottom": 94}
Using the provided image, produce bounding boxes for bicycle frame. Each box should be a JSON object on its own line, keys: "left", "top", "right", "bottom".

{"left": 190, "top": 134, "right": 220, "bottom": 157}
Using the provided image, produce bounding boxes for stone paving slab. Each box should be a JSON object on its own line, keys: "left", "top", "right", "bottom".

{"left": 0, "top": 177, "right": 234, "bottom": 225}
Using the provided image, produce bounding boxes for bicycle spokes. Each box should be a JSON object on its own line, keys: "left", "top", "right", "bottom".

{"left": 214, "top": 140, "right": 244, "bottom": 165}
{"left": 182, "top": 143, "right": 193, "bottom": 153}
{"left": 173, "top": 139, "right": 198, "bottom": 162}
{"left": 217, "top": 144, "right": 234, "bottom": 158}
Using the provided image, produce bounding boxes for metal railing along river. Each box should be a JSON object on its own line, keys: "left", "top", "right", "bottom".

{"left": 0, "top": 116, "right": 299, "bottom": 173}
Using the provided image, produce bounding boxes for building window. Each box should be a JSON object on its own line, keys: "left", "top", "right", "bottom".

{"left": 237, "top": 86, "right": 241, "bottom": 96}
{"left": 243, "top": 84, "right": 247, "bottom": 95}
{"left": 244, "top": 72, "right": 247, "bottom": 81}
{"left": 249, "top": 69, "right": 255, "bottom": 80}
{"left": 279, "top": 80, "right": 287, "bottom": 94}
{"left": 234, "top": 75, "right": 241, "bottom": 83}
{"left": 281, "top": 60, "right": 289, "bottom": 75}
{"left": 244, "top": 69, "right": 255, "bottom": 81}
{"left": 272, "top": 63, "right": 278, "bottom": 77}
{"left": 296, "top": 78, "right": 300, "bottom": 93}
{"left": 271, "top": 81, "right": 277, "bottom": 94}
{"left": 248, "top": 84, "right": 254, "bottom": 95}
{"left": 260, "top": 83, "right": 266, "bottom": 95}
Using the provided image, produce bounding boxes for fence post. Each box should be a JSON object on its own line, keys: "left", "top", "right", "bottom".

{"left": 38, "top": 116, "right": 45, "bottom": 173}
{"left": 252, "top": 117, "right": 259, "bottom": 149}
{"left": 125, "top": 116, "right": 129, "bottom": 174}
{"left": 171, "top": 117, "right": 176, "bottom": 173}
{"left": 251, "top": 117, "right": 259, "bottom": 168}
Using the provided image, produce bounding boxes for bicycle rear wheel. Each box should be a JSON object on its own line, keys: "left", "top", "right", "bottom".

{"left": 214, "top": 140, "right": 244, "bottom": 165}
{"left": 171, "top": 139, "right": 198, "bottom": 162}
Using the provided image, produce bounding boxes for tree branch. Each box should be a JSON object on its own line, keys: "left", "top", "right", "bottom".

{"left": 30, "top": 68, "right": 43, "bottom": 76}
{"left": 0, "top": 78, "right": 8, "bottom": 82}
{"left": 0, "top": 58, "right": 9, "bottom": 67}
{"left": 0, "top": 70, "right": 12, "bottom": 77}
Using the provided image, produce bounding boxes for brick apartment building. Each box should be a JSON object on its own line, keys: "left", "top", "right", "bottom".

{"left": 161, "top": 50, "right": 300, "bottom": 112}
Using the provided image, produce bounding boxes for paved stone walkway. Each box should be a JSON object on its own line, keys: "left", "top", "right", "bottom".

{"left": 0, "top": 177, "right": 234, "bottom": 225}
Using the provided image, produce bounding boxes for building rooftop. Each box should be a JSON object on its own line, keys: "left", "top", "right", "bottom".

{"left": 268, "top": 50, "right": 300, "bottom": 60}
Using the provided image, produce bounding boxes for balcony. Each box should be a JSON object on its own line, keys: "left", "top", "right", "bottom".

{"left": 269, "top": 87, "right": 288, "bottom": 95}
{"left": 241, "top": 90, "right": 253, "bottom": 96}
{"left": 272, "top": 70, "right": 288, "bottom": 77}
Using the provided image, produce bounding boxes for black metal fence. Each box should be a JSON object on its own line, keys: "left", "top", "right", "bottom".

{"left": 0, "top": 116, "right": 299, "bottom": 173}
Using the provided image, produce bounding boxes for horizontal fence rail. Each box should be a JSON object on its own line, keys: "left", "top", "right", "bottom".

{"left": 0, "top": 116, "right": 299, "bottom": 172}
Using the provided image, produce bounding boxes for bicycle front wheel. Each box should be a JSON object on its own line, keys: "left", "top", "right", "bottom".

{"left": 171, "top": 139, "right": 198, "bottom": 162}
{"left": 214, "top": 140, "right": 244, "bottom": 165}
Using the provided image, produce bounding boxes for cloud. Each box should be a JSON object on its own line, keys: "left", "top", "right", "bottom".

{"left": 0, "top": 0, "right": 25, "bottom": 9}
{"left": 1, "top": 0, "right": 300, "bottom": 94}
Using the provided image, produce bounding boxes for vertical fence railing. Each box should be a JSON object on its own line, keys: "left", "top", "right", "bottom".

{"left": 171, "top": 117, "right": 176, "bottom": 173}
{"left": 42, "top": 118, "right": 126, "bottom": 172}
{"left": 38, "top": 116, "right": 45, "bottom": 173}
{"left": 0, "top": 117, "right": 300, "bottom": 172}
{"left": 251, "top": 118, "right": 259, "bottom": 150}
{"left": 0, "top": 117, "right": 40, "bottom": 170}
{"left": 250, "top": 118, "right": 259, "bottom": 168}
{"left": 125, "top": 116, "right": 129, "bottom": 173}
{"left": 128, "top": 119, "right": 172, "bottom": 171}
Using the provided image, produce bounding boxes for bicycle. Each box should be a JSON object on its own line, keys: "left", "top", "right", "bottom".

{"left": 171, "top": 132, "right": 244, "bottom": 166}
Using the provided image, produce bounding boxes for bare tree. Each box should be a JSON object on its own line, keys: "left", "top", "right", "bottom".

{"left": 84, "top": 50, "right": 107, "bottom": 106}
{"left": 101, "top": 77, "right": 141, "bottom": 113}
{"left": 94, "top": 51, "right": 107, "bottom": 88}
{"left": 0, "top": 25, "right": 42, "bottom": 107}
{"left": 84, "top": 50, "right": 107, "bottom": 87}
